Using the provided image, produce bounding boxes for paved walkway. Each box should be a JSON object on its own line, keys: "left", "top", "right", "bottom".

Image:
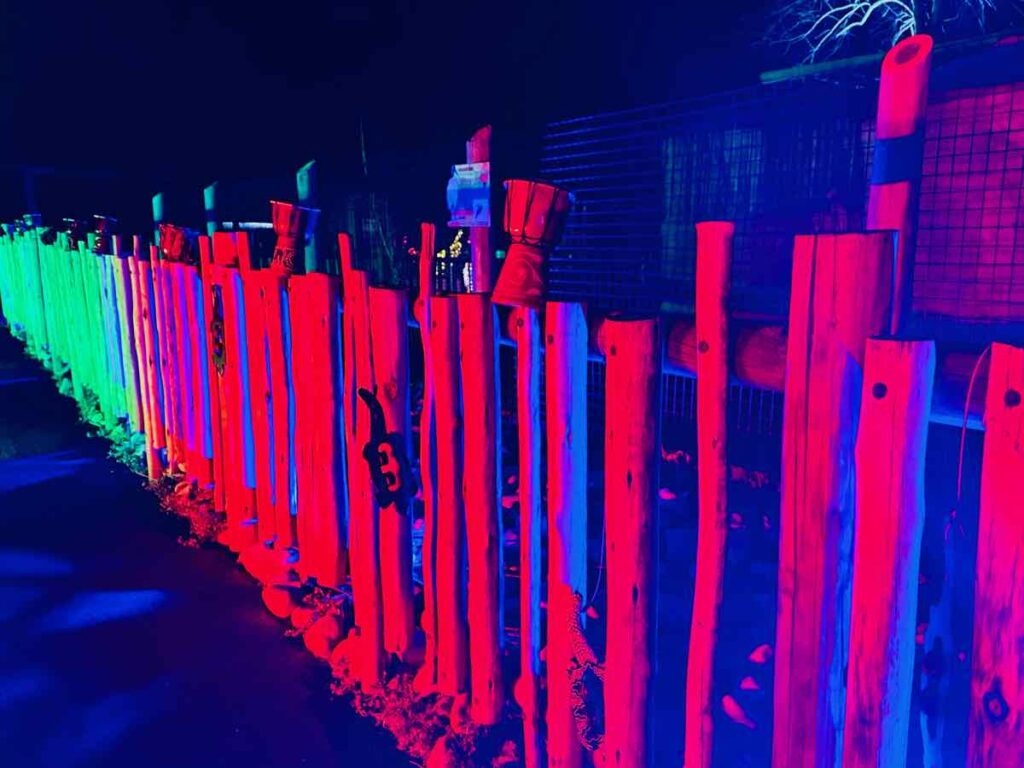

{"left": 0, "top": 331, "right": 402, "bottom": 767}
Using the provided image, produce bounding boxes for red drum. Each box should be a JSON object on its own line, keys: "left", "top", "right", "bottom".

{"left": 491, "top": 179, "right": 573, "bottom": 308}
{"left": 269, "top": 200, "right": 318, "bottom": 276}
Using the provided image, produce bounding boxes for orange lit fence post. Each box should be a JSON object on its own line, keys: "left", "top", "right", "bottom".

{"left": 843, "top": 339, "right": 936, "bottom": 768}
{"left": 429, "top": 294, "right": 469, "bottom": 697}
{"left": 207, "top": 232, "right": 258, "bottom": 553}
{"left": 545, "top": 301, "right": 588, "bottom": 768}
{"left": 368, "top": 285, "right": 416, "bottom": 661}
{"left": 684, "top": 221, "right": 733, "bottom": 768}
{"left": 199, "top": 235, "right": 226, "bottom": 511}
{"left": 340, "top": 233, "right": 384, "bottom": 687}
{"left": 414, "top": 222, "right": 440, "bottom": 692}
{"left": 867, "top": 34, "right": 932, "bottom": 334}
{"left": 458, "top": 291, "right": 505, "bottom": 724}
{"left": 773, "top": 232, "right": 895, "bottom": 768}
{"left": 968, "top": 342, "right": 1024, "bottom": 767}
{"left": 602, "top": 316, "right": 663, "bottom": 768}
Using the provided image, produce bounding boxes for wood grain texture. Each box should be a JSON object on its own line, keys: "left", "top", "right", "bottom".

{"left": 457, "top": 292, "right": 505, "bottom": 724}
{"left": 685, "top": 221, "right": 733, "bottom": 768}
{"left": 429, "top": 296, "right": 469, "bottom": 696}
{"left": 843, "top": 339, "right": 935, "bottom": 768}
{"left": 369, "top": 286, "right": 416, "bottom": 660}
{"left": 602, "top": 316, "right": 663, "bottom": 768}
{"left": 773, "top": 232, "right": 894, "bottom": 768}
{"left": 513, "top": 306, "right": 544, "bottom": 768}
{"left": 546, "top": 301, "right": 589, "bottom": 768}
{"left": 968, "top": 342, "right": 1024, "bottom": 767}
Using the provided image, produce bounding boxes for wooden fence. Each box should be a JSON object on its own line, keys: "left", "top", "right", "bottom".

{"left": 0, "top": 33, "right": 1021, "bottom": 768}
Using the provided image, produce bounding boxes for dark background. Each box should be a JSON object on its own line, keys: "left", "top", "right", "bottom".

{"left": 0, "top": 0, "right": 770, "bottom": 231}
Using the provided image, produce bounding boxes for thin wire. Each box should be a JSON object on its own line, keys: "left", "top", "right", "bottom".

{"left": 588, "top": 516, "right": 607, "bottom": 610}
{"left": 956, "top": 343, "right": 991, "bottom": 505}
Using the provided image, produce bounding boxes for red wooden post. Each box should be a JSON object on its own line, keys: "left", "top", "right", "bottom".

{"left": 138, "top": 250, "right": 167, "bottom": 477}
{"left": 429, "top": 295, "right": 469, "bottom": 696}
{"left": 199, "top": 236, "right": 227, "bottom": 512}
{"left": 182, "top": 257, "right": 214, "bottom": 489}
{"left": 603, "top": 316, "right": 663, "bottom": 768}
{"left": 166, "top": 253, "right": 199, "bottom": 482}
{"left": 467, "top": 125, "right": 492, "bottom": 293}
{"left": 340, "top": 233, "right": 384, "bottom": 686}
{"left": 842, "top": 339, "right": 935, "bottom": 768}
{"left": 243, "top": 270, "right": 276, "bottom": 544}
{"left": 546, "top": 301, "right": 589, "bottom": 768}
{"left": 773, "top": 232, "right": 895, "bottom": 768}
{"left": 111, "top": 236, "right": 144, "bottom": 434}
{"left": 291, "top": 271, "right": 346, "bottom": 587}
{"left": 867, "top": 34, "right": 932, "bottom": 334}
{"left": 129, "top": 242, "right": 161, "bottom": 480}
{"left": 414, "top": 222, "right": 439, "bottom": 691}
{"left": 368, "top": 286, "right": 416, "bottom": 660}
{"left": 209, "top": 233, "right": 258, "bottom": 552}
{"left": 265, "top": 274, "right": 295, "bottom": 554}
{"left": 968, "top": 342, "right": 1024, "bottom": 767}
{"left": 512, "top": 305, "right": 544, "bottom": 766}
{"left": 685, "top": 221, "right": 734, "bottom": 768}
{"left": 457, "top": 292, "right": 505, "bottom": 724}
{"left": 152, "top": 248, "right": 182, "bottom": 469}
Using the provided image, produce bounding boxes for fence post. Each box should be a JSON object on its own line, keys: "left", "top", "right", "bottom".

{"left": 773, "top": 232, "right": 894, "bottom": 768}
{"left": 340, "top": 233, "right": 384, "bottom": 686}
{"left": 368, "top": 286, "right": 416, "bottom": 660}
{"left": 458, "top": 292, "right": 505, "bottom": 724}
{"left": 128, "top": 240, "right": 161, "bottom": 479}
{"left": 290, "top": 268, "right": 346, "bottom": 588}
{"left": 198, "top": 236, "right": 226, "bottom": 510}
{"left": 429, "top": 295, "right": 470, "bottom": 697}
{"left": 414, "top": 222, "right": 439, "bottom": 692}
{"left": 843, "top": 339, "right": 936, "bottom": 768}
{"left": 685, "top": 221, "right": 734, "bottom": 768}
{"left": 546, "top": 301, "right": 589, "bottom": 768}
{"left": 242, "top": 268, "right": 277, "bottom": 546}
{"left": 512, "top": 305, "right": 544, "bottom": 766}
{"left": 968, "top": 342, "right": 1024, "bottom": 767}
{"left": 182, "top": 242, "right": 215, "bottom": 489}
{"left": 209, "top": 233, "right": 258, "bottom": 552}
{"left": 867, "top": 34, "right": 932, "bottom": 334}
{"left": 152, "top": 245, "right": 182, "bottom": 469}
{"left": 139, "top": 246, "right": 167, "bottom": 478}
{"left": 467, "top": 126, "right": 492, "bottom": 293}
{"left": 603, "top": 316, "right": 663, "bottom": 768}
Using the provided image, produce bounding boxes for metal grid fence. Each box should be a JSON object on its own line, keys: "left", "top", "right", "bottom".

{"left": 913, "top": 80, "right": 1024, "bottom": 323}
{"left": 540, "top": 80, "right": 878, "bottom": 318}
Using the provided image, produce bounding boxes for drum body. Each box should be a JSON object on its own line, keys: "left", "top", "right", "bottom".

{"left": 492, "top": 179, "right": 572, "bottom": 308}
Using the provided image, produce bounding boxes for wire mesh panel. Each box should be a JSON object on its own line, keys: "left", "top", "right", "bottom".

{"left": 540, "top": 81, "right": 877, "bottom": 318}
{"left": 913, "top": 81, "right": 1024, "bottom": 324}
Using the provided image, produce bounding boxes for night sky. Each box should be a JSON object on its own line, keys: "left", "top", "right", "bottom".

{"left": 0, "top": 0, "right": 771, "bottom": 227}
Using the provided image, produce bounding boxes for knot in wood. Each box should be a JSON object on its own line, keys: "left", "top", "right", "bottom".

{"left": 698, "top": 340, "right": 710, "bottom": 354}
{"left": 1005, "top": 388, "right": 1021, "bottom": 408}
{"left": 872, "top": 382, "right": 888, "bottom": 399}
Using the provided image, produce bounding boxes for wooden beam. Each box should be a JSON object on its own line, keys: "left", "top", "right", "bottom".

{"left": 513, "top": 306, "right": 544, "bottom": 767}
{"left": 369, "top": 286, "right": 416, "bottom": 661}
{"left": 603, "top": 316, "right": 663, "bottom": 768}
{"left": 414, "top": 222, "right": 440, "bottom": 692}
{"left": 968, "top": 342, "right": 1024, "bottom": 767}
{"left": 685, "top": 221, "right": 734, "bottom": 768}
{"left": 773, "top": 232, "right": 894, "bottom": 768}
{"left": 843, "top": 339, "right": 936, "bottom": 768}
{"left": 430, "top": 296, "right": 469, "bottom": 697}
{"left": 458, "top": 292, "right": 505, "bottom": 724}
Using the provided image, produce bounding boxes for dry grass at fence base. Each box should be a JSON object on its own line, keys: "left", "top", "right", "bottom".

{"left": 152, "top": 477, "right": 225, "bottom": 546}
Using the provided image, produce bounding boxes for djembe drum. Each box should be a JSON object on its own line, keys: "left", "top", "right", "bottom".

{"left": 159, "top": 223, "right": 196, "bottom": 264}
{"left": 269, "top": 200, "right": 319, "bottom": 275}
{"left": 491, "top": 179, "right": 573, "bottom": 308}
